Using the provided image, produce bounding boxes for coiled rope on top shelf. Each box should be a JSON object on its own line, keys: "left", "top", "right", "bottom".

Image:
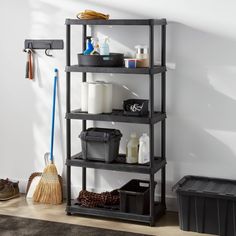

{"left": 76, "top": 10, "right": 109, "bottom": 20}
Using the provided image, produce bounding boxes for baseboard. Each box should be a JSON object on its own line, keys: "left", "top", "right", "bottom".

{"left": 19, "top": 180, "right": 28, "bottom": 193}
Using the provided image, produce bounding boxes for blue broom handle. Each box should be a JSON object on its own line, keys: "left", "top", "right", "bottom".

{"left": 50, "top": 68, "right": 58, "bottom": 162}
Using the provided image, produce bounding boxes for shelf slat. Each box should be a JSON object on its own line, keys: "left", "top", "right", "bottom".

{"left": 67, "top": 153, "right": 166, "bottom": 174}
{"left": 66, "top": 109, "right": 166, "bottom": 124}
{"left": 67, "top": 201, "right": 165, "bottom": 224}
{"left": 65, "top": 65, "right": 166, "bottom": 75}
{"left": 65, "top": 19, "right": 167, "bottom": 26}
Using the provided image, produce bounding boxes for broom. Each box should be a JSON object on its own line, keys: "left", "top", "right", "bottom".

{"left": 33, "top": 68, "right": 62, "bottom": 204}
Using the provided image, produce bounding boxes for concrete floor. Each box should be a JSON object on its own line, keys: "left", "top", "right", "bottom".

{"left": 0, "top": 196, "right": 214, "bottom": 236}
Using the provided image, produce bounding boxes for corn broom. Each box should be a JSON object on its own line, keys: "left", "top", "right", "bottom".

{"left": 33, "top": 68, "right": 62, "bottom": 204}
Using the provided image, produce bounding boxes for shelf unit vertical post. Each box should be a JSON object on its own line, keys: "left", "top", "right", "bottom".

{"left": 66, "top": 24, "right": 72, "bottom": 208}
{"left": 161, "top": 24, "right": 166, "bottom": 208}
{"left": 149, "top": 21, "right": 155, "bottom": 226}
{"left": 82, "top": 25, "right": 87, "bottom": 190}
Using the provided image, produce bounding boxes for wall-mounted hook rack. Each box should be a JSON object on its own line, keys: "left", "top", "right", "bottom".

{"left": 24, "top": 39, "right": 64, "bottom": 56}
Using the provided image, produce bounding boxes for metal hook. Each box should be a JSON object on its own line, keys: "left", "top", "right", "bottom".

{"left": 23, "top": 42, "right": 34, "bottom": 53}
{"left": 45, "top": 48, "right": 53, "bottom": 57}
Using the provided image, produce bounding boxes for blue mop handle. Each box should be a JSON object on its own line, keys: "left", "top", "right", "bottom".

{"left": 50, "top": 68, "right": 58, "bottom": 162}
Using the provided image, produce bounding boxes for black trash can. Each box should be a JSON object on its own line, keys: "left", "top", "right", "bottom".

{"left": 79, "top": 128, "right": 122, "bottom": 163}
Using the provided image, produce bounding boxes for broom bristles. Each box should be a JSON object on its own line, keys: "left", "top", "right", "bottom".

{"left": 33, "top": 164, "right": 62, "bottom": 205}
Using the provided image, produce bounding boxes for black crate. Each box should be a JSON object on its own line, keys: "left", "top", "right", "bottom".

{"left": 173, "top": 175, "right": 236, "bottom": 236}
{"left": 79, "top": 128, "right": 122, "bottom": 163}
{"left": 119, "top": 179, "right": 156, "bottom": 215}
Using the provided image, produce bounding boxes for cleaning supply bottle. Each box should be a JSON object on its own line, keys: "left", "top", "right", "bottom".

{"left": 138, "top": 133, "right": 150, "bottom": 164}
{"left": 100, "top": 37, "right": 110, "bottom": 55}
{"left": 91, "top": 37, "right": 100, "bottom": 55}
{"left": 126, "top": 133, "right": 139, "bottom": 164}
{"left": 83, "top": 36, "right": 94, "bottom": 55}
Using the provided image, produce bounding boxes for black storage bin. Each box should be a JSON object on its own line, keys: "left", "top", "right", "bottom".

{"left": 79, "top": 128, "right": 122, "bottom": 163}
{"left": 119, "top": 179, "right": 156, "bottom": 215}
{"left": 78, "top": 53, "right": 124, "bottom": 67}
{"left": 123, "top": 99, "right": 149, "bottom": 117}
{"left": 173, "top": 175, "right": 236, "bottom": 236}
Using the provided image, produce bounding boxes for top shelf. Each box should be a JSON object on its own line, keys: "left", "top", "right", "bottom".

{"left": 65, "top": 19, "right": 167, "bottom": 26}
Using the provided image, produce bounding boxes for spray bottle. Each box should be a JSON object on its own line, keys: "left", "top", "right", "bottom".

{"left": 100, "top": 37, "right": 110, "bottom": 55}
{"left": 83, "top": 36, "right": 94, "bottom": 55}
{"left": 91, "top": 37, "right": 100, "bottom": 55}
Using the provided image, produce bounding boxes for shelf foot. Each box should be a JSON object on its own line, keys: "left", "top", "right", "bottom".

{"left": 150, "top": 219, "right": 155, "bottom": 227}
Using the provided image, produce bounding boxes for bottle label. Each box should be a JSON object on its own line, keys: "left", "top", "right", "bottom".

{"left": 126, "top": 146, "right": 138, "bottom": 163}
{"left": 131, "top": 147, "right": 138, "bottom": 158}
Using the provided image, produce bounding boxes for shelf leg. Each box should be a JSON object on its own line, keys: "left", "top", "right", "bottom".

{"left": 149, "top": 122, "right": 155, "bottom": 226}
{"left": 161, "top": 24, "right": 166, "bottom": 208}
{"left": 150, "top": 173, "right": 155, "bottom": 226}
{"left": 66, "top": 23, "right": 71, "bottom": 208}
{"left": 82, "top": 25, "right": 87, "bottom": 191}
{"left": 149, "top": 22, "right": 155, "bottom": 225}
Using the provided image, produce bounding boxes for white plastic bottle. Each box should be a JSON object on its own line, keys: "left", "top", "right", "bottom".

{"left": 100, "top": 37, "right": 110, "bottom": 56}
{"left": 126, "top": 133, "right": 139, "bottom": 164}
{"left": 138, "top": 133, "right": 150, "bottom": 164}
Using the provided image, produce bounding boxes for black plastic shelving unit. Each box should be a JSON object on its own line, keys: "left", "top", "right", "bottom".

{"left": 65, "top": 18, "right": 167, "bottom": 226}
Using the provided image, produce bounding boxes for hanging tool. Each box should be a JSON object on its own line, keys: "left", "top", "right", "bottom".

{"left": 25, "top": 49, "right": 34, "bottom": 80}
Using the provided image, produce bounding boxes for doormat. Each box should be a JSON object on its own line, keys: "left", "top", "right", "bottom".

{"left": 0, "top": 214, "right": 151, "bottom": 236}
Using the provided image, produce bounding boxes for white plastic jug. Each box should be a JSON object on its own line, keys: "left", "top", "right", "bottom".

{"left": 126, "top": 133, "right": 139, "bottom": 164}
{"left": 138, "top": 133, "right": 150, "bottom": 164}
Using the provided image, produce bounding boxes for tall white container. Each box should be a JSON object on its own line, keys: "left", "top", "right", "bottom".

{"left": 138, "top": 133, "right": 150, "bottom": 164}
{"left": 103, "top": 83, "right": 113, "bottom": 113}
{"left": 88, "top": 83, "right": 104, "bottom": 114}
{"left": 81, "top": 82, "right": 88, "bottom": 112}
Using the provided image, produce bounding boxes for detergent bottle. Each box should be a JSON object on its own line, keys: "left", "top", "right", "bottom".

{"left": 138, "top": 133, "right": 150, "bottom": 164}
{"left": 126, "top": 133, "right": 139, "bottom": 164}
{"left": 100, "top": 37, "right": 110, "bottom": 55}
{"left": 83, "top": 36, "right": 94, "bottom": 55}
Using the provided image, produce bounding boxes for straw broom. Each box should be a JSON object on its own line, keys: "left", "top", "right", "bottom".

{"left": 33, "top": 69, "right": 62, "bottom": 204}
{"left": 33, "top": 163, "right": 62, "bottom": 204}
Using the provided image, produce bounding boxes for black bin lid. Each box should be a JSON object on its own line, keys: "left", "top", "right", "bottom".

{"left": 173, "top": 175, "right": 236, "bottom": 200}
{"left": 79, "top": 128, "right": 122, "bottom": 142}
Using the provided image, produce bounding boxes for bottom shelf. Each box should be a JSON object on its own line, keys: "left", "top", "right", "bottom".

{"left": 66, "top": 201, "right": 166, "bottom": 225}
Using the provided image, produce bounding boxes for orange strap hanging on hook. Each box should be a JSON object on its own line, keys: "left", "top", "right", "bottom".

{"left": 28, "top": 50, "right": 33, "bottom": 80}
{"left": 25, "top": 49, "right": 33, "bottom": 80}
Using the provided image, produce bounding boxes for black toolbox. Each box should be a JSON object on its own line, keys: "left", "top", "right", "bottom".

{"left": 173, "top": 175, "right": 236, "bottom": 236}
{"left": 79, "top": 128, "right": 122, "bottom": 163}
{"left": 119, "top": 179, "right": 156, "bottom": 215}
